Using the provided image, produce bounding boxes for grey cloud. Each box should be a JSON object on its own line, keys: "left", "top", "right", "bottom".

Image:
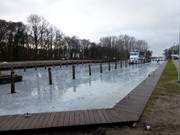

{"left": 0, "top": 0, "right": 179, "bottom": 56}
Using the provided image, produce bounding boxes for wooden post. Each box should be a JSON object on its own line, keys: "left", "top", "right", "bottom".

{"left": 108, "top": 62, "right": 111, "bottom": 71}
{"left": 72, "top": 64, "right": 75, "bottom": 79}
{"left": 11, "top": 68, "right": 16, "bottom": 94}
{"left": 89, "top": 64, "right": 91, "bottom": 76}
{"left": 125, "top": 60, "right": 127, "bottom": 67}
{"left": 120, "top": 61, "right": 122, "bottom": 68}
{"left": 45, "top": 65, "right": 47, "bottom": 69}
{"left": 100, "top": 63, "right": 103, "bottom": 73}
{"left": 48, "top": 67, "right": 52, "bottom": 85}
{"left": 24, "top": 66, "right": 26, "bottom": 72}
{"left": 115, "top": 61, "right": 117, "bottom": 69}
{"left": 35, "top": 66, "right": 37, "bottom": 70}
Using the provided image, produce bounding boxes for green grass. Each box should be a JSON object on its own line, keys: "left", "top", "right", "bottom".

{"left": 144, "top": 60, "right": 180, "bottom": 113}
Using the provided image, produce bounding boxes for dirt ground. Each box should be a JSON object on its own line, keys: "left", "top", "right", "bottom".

{"left": 105, "top": 94, "right": 180, "bottom": 135}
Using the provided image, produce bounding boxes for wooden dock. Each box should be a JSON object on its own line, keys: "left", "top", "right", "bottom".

{"left": 0, "top": 62, "right": 166, "bottom": 134}
{"left": 0, "top": 74, "right": 22, "bottom": 84}
{"left": 0, "top": 60, "right": 111, "bottom": 70}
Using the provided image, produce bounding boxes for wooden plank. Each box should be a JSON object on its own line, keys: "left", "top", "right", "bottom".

{"left": 115, "top": 96, "right": 145, "bottom": 108}
{"left": 17, "top": 113, "right": 39, "bottom": 130}
{"left": 0, "top": 116, "right": 12, "bottom": 130}
{"left": 63, "top": 111, "right": 70, "bottom": 126}
{"left": 27, "top": 113, "right": 44, "bottom": 129}
{"left": 84, "top": 110, "right": 90, "bottom": 125}
{"left": 87, "top": 110, "right": 96, "bottom": 124}
{"left": 91, "top": 110, "right": 105, "bottom": 124}
{"left": 51, "top": 112, "right": 61, "bottom": 127}
{"left": 114, "top": 109, "right": 139, "bottom": 121}
{"left": 31, "top": 113, "right": 46, "bottom": 129}
{"left": 92, "top": 110, "right": 100, "bottom": 124}
{"left": 101, "top": 109, "right": 112, "bottom": 123}
{"left": 0, "top": 115, "right": 19, "bottom": 131}
{"left": 79, "top": 111, "right": 86, "bottom": 125}
{"left": 97, "top": 110, "right": 107, "bottom": 123}
{"left": 45, "top": 112, "right": 56, "bottom": 128}
{"left": 5, "top": 115, "right": 24, "bottom": 131}
{"left": 106, "top": 109, "right": 120, "bottom": 123}
{"left": 112, "top": 109, "right": 126, "bottom": 122}
{"left": 74, "top": 111, "right": 81, "bottom": 125}
{"left": 17, "top": 114, "right": 33, "bottom": 130}
{"left": 57, "top": 112, "right": 66, "bottom": 127}
{"left": 33, "top": 113, "right": 49, "bottom": 129}
{"left": 68, "top": 111, "right": 75, "bottom": 126}
{"left": 38, "top": 113, "right": 52, "bottom": 128}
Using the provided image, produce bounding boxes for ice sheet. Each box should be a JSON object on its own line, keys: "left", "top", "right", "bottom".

{"left": 0, "top": 62, "right": 161, "bottom": 115}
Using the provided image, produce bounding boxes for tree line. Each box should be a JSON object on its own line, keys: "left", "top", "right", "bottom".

{"left": 0, "top": 14, "right": 151, "bottom": 61}
{"left": 164, "top": 45, "right": 179, "bottom": 59}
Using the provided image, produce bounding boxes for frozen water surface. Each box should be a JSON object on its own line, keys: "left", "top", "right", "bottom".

{"left": 0, "top": 62, "right": 161, "bottom": 116}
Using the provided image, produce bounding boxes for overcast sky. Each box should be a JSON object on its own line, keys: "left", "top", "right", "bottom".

{"left": 0, "top": 0, "right": 180, "bottom": 56}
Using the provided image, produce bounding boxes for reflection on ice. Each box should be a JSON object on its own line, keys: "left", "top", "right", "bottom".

{"left": 0, "top": 62, "right": 161, "bottom": 115}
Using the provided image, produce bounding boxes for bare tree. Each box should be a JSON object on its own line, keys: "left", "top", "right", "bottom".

{"left": 27, "top": 14, "right": 41, "bottom": 59}
{"left": 0, "top": 14, "right": 152, "bottom": 61}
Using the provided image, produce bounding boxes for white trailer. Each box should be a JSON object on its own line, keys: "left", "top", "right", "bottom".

{"left": 129, "top": 51, "right": 145, "bottom": 64}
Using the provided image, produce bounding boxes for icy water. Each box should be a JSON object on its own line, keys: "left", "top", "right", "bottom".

{"left": 0, "top": 62, "right": 161, "bottom": 116}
